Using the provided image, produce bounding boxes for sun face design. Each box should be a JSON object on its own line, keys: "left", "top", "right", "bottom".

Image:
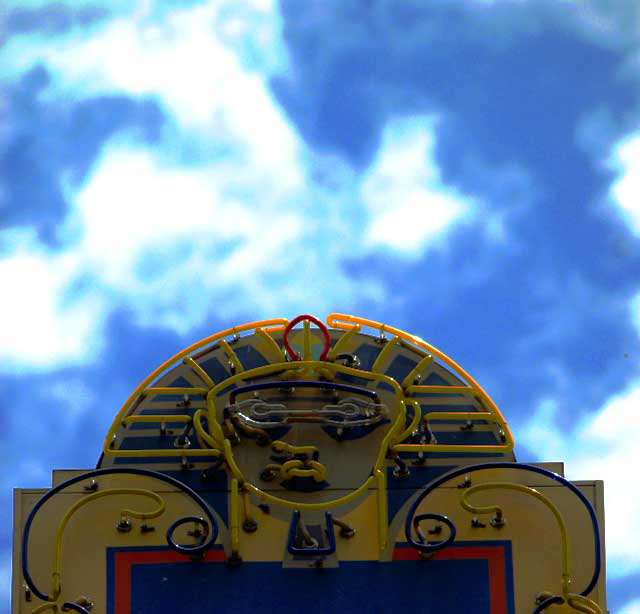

{"left": 213, "top": 315, "right": 406, "bottom": 507}
{"left": 100, "top": 313, "right": 513, "bottom": 512}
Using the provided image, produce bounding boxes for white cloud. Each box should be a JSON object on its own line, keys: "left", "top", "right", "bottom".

{"left": 361, "top": 117, "right": 474, "bottom": 256}
{"left": 0, "top": 231, "right": 104, "bottom": 369}
{"left": 609, "top": 132, "right": 640, "bottom": 235}
{"left": 520, "top": 382, "right": 640, "bottom": 578}
{"left": 620, "top": 598, "right": 640, "bottom": 614}
{"left": 0, "top": 4, "right": 496, "bottom": 372}
{"left": 0, "top": 557, "right": 10, "bottom": 614}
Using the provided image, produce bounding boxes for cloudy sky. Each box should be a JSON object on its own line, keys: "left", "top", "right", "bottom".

{"left": 1, "top": 0, "right": 640, "bottom": 611}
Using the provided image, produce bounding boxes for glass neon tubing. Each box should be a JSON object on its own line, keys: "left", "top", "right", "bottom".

{"left": 403, "top": 462, "right": 601, "bottom": 598}
{"left": 22, "top": 467, "right": 219, "bottom": 602}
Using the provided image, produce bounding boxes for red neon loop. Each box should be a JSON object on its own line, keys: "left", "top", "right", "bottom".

{"left": 283, "top": 314, "right": 331, "bottom": 361}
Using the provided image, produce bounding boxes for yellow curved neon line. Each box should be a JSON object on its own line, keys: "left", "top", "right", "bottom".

{"left": 103, "top": 319, "right": 289, "bottom": 456}
{"left": 122, "top": 415, "right": 192, "bottom": 425}
{"left": 254, "top": 328, "right": 285, "bottom": 362}
{"left": 280, "top": 459, "right": 327, "bottom": 482}
{"left": 567, "top": 595, "right": 602, "bottom": 614}
{"left": 183, "top": 356, "right": 215, "bottom": 388}
{"left": 219, "top": 340, "right": 244, "bottom": 375}
{"left": 461, "top": 481, "right": 602, "bottom": 613}
{"left": 205, "top": 395, "right": 226, "bottom": 446}
{"left": 371, "top": 336, "right": 400, "bottom": 373}
{"left": 393, "top": 443, "right": 513, "bottom": 454}
{"left": 104, "top": 448, "right": 223, "bottom": 458}
{"left": 271, "top": 441, "right": 319, "bottom": 456}
{"left": 326, "top": 313, "right": 514, "bottom": 447}
{"left": 394, "top": 399, "right": 422, "bottom": 444}
{"left": 408, "top": 385, "right": 475, "bottom": 395}
{"left": 401, "top": 354, "right": 434, "bottom": 389}
{"left": 462, "top": 482, "right": 569, "bottom": 589}
{"left": 192, "top": 409, "right": 223, "bottom": 453}
{"left": 143, "top": 387, "right": 209, "bottom": 396}
{"left": 326, "top": 323, "right": 361, "bottom": 361}
{"left": 279, "top": 459, "right": 304, "bottom": 474}
{"left": 243, "top": 477, "right": 375, "bottom": 512}
{"left": 412, "top": 410, "right": 513, "bottom": 453}
{"left": 223, "top": 439, "right": 244, "bottom": 482}
{"left": 51, "top": 489, "right": 165, "bottom": 599}
{"left": 423, "top": 411, "right": 496, "bottom": 421}
{"left": 303, "top": 318, "right": 312, "bottom": 360}
{"left": 375, "top": 468, "right": 388, "bottom": 552}
{"left": 31, "top": 604, "right": 57, "bottom": 613}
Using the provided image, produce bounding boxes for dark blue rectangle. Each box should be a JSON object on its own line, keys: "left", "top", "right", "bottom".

{"left": 129, "top": 558, "right": 490, "bottom": 614}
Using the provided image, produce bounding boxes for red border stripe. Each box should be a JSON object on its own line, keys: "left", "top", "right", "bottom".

{"left": 114, "top": 549, "right": 226, "bottom": 614}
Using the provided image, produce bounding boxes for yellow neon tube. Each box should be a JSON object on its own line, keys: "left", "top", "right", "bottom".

{"left": 254, "top": 328, "right": 286, "bottom": 362}
{"left": 219, "top": 339, "right": 244, "bottom": 374}
{"left": 31, "top": 603, "right": 57, "bottom": 613}
{"left": 326, "top": 324, "right": 361, "bottom": 361}
{"left": 104, "top": 447, "right": 223, "bottom": 458}
{"left": 407, "top": 385, "right": 475, "bottom": 395}
{"left": 371, "top": 336, "right": 400, "bottom": 373}
{"left": 567, "top": 596, "right": 602, "bottom": 614}
{"left": 401, "top": 354, "right": 434, "bottom": 389}
{"left": 376, "top": 468, "right": 388, "bottom": 552}
{"left": 243, "top": 477, "right": 375, "bottom": 512}
{"left": 280, "top": 459, "right": 328, "bottom": 482}
{"left": 461, "top": 482, "right": 570, "bottom": 587}
{"left": 51, "top": 489, "right": 165, "bottom": 598}
{"left": 205, "top": 395, "right": 226, "bottom": 446}
{"left": 143, "top": 387, "right": 209, "bottom": 396}
{"left": 461, "top": 482, "right": 602, "bottom": 613}
{"left": 392, "top": 409, "right": 514, "bottom": 452}
{"left": 394, "top": 399, "right": 422, "bottom": 444}
{"left": 122, "top": 415, "right": 192, "bottom": 425}
{"left": 326, "top": 313, "right": 514, "bottom": 446}
{"left": 223, "top": 439, "right": 245, "bottom": 483}
{"left": 193, "top": 409, "right": 223, "bottom": 453}
{"left": 423, "top": 411, "right": 498, "bottom": 422}
{"left": 271, "top": 441, "right": 319, "bottom": 456}
{"left": 104, "top": 319, "right": 289, "bottom": 454}
{"left": 183, "top": 356, "right": 215, "bottom": 388}
{"left": 392, "top": 440, "right": 514, "bottom": 454}
{"left": 303, "top": 318, "right": 312, "bottom": 360}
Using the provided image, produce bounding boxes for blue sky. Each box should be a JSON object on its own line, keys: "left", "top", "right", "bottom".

{"left": 1, "top": 0, "right": 640, "bottom": 611}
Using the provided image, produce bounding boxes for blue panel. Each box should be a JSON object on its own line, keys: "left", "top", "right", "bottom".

{"left": 353, "top": 343, "right": 383, "bottom": 371}
{"left": 431, "top": 431, "right": 499, "bottom": 445}
{"left": 233, "top": 344, "right": 269, "bottom": 370}
{"left": 421, "top": 404, "right": 479, "bottom": 413}
{"left": 129, "top": 558, "right": 490, "bottom": 614}
{"left": 200, "top": 356, "right": 231, "bottom": 384}
{"left": 386, "top": 354, "right": 418, "bottom": 383}
{"left": 424, "top": 372, "right": 459, "bottom": 386}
